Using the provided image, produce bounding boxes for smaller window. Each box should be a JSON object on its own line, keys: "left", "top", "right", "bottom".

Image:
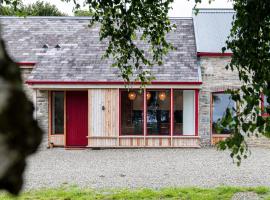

{"left": 212, "top": 93, "right": 235, "bottom": 134}
{"left": 52, "top": 91, "right": 64, "bottom": 134}
{"left": 262, "top": 95, "right": 270, "bottom": 116}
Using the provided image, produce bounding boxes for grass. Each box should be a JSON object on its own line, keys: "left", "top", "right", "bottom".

{"left": 0, "top": 186, "right": 270, "bottom": 200}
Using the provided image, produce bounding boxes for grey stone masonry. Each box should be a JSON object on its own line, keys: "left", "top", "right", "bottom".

{"left": 21, "top": 67, "right": 34, "bottom": 100}
{"left": 199, "top": 56, "right": 243, "bottom": 146}
{"left": 199, "top": 56, "right": 270, "bottom": 147}
{"left": 21, "top": 67, "right": 48, "bottom": 149}
{"left": 36, "top": 90, "right": 48, "bottom": 149}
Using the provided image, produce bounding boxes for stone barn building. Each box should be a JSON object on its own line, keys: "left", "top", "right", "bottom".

{"left": 0, "top": 9, "right": 269, "bottom": 148}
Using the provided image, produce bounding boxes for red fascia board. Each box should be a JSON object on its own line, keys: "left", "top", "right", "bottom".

{"left": 197, "top": 52, "right": 233, "bottom": 57}
{"left": 26, "top": 80, "right": 203, "bottom": 85}
{"left": 16, "top": 62, "right": 36, "bottom": 66}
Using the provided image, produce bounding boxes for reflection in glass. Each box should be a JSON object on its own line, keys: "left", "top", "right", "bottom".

{"left": 212, "top": 93, "right": 235, "bottom": 134}
{"left": 147, "top": 90, "right": 170, "bottom": 135}
{"left": 121, "top": 90, "right": 144, "bottom": 135}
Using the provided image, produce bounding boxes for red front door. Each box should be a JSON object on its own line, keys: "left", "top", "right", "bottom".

{"left": 66, "top": 91, "right": 88, "bottom": 147}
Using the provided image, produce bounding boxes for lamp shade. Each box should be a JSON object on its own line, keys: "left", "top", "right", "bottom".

{"left": 128, "top": 91, "right": 137, "bottom": 100}
{"left": 158, "top": 91, "right": 166, "bottom": 101}
{"left": 146, "top": 92, "right": 152, "bottom": 100}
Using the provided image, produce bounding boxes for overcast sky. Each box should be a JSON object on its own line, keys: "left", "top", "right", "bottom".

{"left": 23, "top": 0, "right": 233, "bottom": 16}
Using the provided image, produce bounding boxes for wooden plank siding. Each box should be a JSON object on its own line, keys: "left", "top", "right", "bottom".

{"left": 87, "top": 89, "right": 119, "bottom": 147}
{"left": 145, "top": 138, "right": 171, "bottom": 147}
{"left": 119, "top": 137, "right": 145, "bottom": 147}
{"left": 172, "top": 137, "right": 200, "bottom": 147}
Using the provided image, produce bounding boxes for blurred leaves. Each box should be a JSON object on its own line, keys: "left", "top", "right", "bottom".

{"left": 63, "top": 0, "right": 177, "bottom": 83}
{"left": 219, "top": 0, "right": 270, "bottom": 165}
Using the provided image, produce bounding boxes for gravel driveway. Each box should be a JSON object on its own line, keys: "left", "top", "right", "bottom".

{"left": 23, "top": 147, "right": 270, "bottom": 190}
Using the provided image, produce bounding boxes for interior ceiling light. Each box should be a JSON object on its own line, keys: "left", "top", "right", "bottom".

{"left": 147, "top": 92, "right": 151, "bottom": 100}
{"left": 128, "top": 91, "right": 137, "bottom": 101}
{"left": 158, "top": 91, "right": 167, "bottom": 101}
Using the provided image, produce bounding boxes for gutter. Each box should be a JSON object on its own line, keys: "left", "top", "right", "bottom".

{"left": 197, "top": 52, "right": 232, "bottom": 57}
{"left": 26, "top": 80, "right": 203, "bottom": 85}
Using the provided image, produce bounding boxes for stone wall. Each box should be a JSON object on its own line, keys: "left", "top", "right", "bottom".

{"left": 21, "top": 67, "right": 34, "bottom": 101}
{"left": 199, "top": 56, "right": 270, "bottom": 148}
{"left": 36, "top": 90, "right": 49, "bottom": 149}
{"left": 20, "top": 67, "right": 48, "bottom": 149}
{"left": 199, "top": 56, "right": 242, "bottom": 146}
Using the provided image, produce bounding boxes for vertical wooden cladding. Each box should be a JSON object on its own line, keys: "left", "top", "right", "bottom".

{"left": 88, "top": 89, "right": 119, "bottom": 147}
{"left": 172, "top": 137, "right": 200, "bottom": 147}
{"left": 145, "top": 138, "right": 171, "bottom": 147}
{"left": 119, "top": 137, "right": 144, "bottom": 147}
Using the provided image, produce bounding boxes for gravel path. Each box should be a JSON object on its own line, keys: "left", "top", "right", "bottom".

{"left": 23, "top": 147, "right": 270, "bottom": 190}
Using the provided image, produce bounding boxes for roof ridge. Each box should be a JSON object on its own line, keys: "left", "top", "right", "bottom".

{"left": 0, "top": 16, "right": 192, "bottom": 20}
{"left": 0, "top": 16, "right": 93, "bottom": 20}
{"left": 193, "top": 8, "right": 235, "bottom": 13}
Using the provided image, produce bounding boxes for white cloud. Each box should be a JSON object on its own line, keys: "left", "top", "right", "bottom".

{"left": 23, "top": 0, "right": 233, "bottom": 16}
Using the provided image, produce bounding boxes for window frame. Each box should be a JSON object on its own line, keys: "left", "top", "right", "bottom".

{"left": 211, "top": 91, "right": 236, "bottom": 135}
{"left": 145, "top": 89, "right": 171, "bottom": 136}
{"left": 50, "top": 91, "right": 65, "bottom": 135}
{"left": 119, "top": 88, "right": 198, "bottom": 137}
{"left": 119, "top": 89, "right": 145, "bottom": 136}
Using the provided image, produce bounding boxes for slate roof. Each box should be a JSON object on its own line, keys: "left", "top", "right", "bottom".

{"left": 0, "top": 17, "right": 200, "bottom": 82}
{"left": 193, "top": 8, "right": 235, "bottom": 53}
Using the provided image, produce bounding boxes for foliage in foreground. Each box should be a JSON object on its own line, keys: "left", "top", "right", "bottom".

{"left": 217, "top": 0, "right": 270, "bottom": 165}
{"left": 0, "top": 186, "right": 270, "bottom": 200}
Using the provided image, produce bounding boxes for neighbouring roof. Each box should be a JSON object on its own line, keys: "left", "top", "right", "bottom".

{"left": 0, "top": 17, "right": 200, "bottom": 83}
{"left": 193, "top": 8, "right": 235, "bottom": 53}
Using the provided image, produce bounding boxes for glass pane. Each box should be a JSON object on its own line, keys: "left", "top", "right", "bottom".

{"left": 147, "top": 90, "right": 170, "bottom": 135}
{"left": 52, "top": 92, "right": 64, "bottom": 134}
{"left": 212, "top": 93, "right": 235, "bottom": 134}
{"left": 121, "top": 90, "right": 144, "bottom": 135}
{"left": 264, "top": 95, "right": 269, "bottom": 113}
{"left": 174, "top": 90, "right": 183, "bottom": 135}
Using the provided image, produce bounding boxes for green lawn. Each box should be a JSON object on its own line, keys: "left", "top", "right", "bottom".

{"left": 1, "top": 186, "right": 270, "bottom": 200}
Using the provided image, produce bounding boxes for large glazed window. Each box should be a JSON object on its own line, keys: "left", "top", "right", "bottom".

{"left": 147, "top": 90, "right": 170, "bottom": 135}
{"left": 212, "top": 93, "right": 235, "bottom": 134}
{"left": 121, "top": 90, "right": 144, "bottom": 135}
{"left": 52, "top": 91, "right": 64, "bottom": 134}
